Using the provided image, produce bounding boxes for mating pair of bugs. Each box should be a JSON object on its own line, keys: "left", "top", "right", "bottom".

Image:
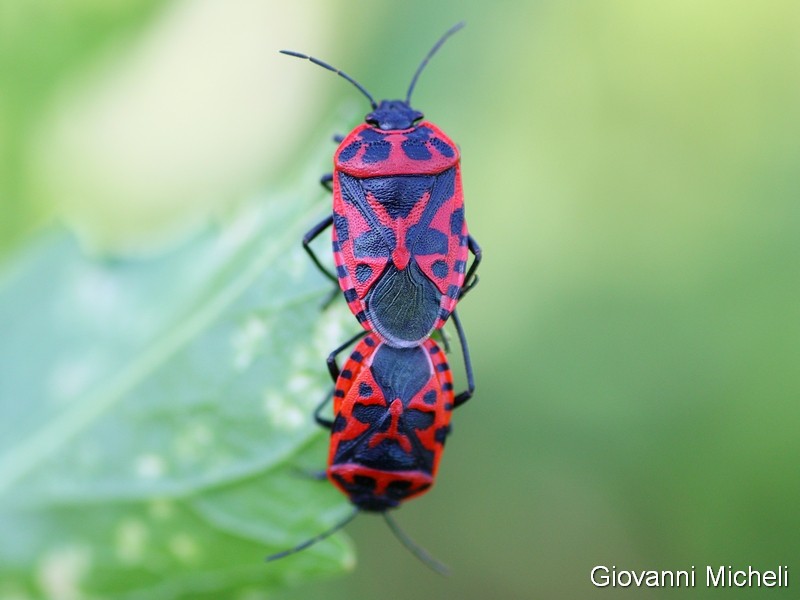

{"left": 269, "top": 22, "right": 480, "bottom": 573}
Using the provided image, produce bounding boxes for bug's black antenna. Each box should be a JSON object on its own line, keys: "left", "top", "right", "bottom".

{"left": 406, "top": 21, "right": 466, "bottom": 105}
{"left": 383, "top": 512, "right": 450, "bottom": 575}
{"left": 280, "top": 50, "right": 378, "bottom": 109}
{"left": 265, "top": 507, "right": 360, "bottom": 562}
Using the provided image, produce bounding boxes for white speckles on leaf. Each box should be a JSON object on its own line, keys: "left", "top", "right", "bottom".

{"left": 231, "top": 315, "right": 269, "bottom": 371}
{"left": 312, "top": 304, "right": 351, "bottom": 356}
{"left": 135, "top": 454, "right": 166, "bottom": 479}
{"left": 168, "top": 533, "right": 199, "bottom": 563}
{"left": 173, "top": 422, "right": 215, "bottom": 461}
{"left": 37, "top": 546, "right": 91, "bottom": 600}
{"left": 115, "top": 519, "right": 148, "bottom": 564}
{"left": 286, "top": 373, "right": 314, "bottom": 396}
{"left": 263, "top": 390, "right": 306, "bottom": 431}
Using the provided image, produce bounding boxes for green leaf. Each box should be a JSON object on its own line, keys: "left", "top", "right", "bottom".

{"left": 0, "top": 176, "right": 359, "bottom": 596}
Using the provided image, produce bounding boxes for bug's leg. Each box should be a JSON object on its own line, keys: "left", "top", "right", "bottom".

{"left": 303, "top": 215, "right": 337, "bottom": 284}
{"left": 320, "top": 286, "right": 340, "bottom": 310}
{"left": 451, "top": 310, "right": 475, "bottom": 408}
{"left": 315, "top": 330, "right": 369, "bottom": 429}
{"left": 332, "top": 134, "right": 344, "bottom": 143}
{"left": 326, "top": 330, "right": 368, "bottom": 382}
{"left": 459, "top": 235, "right": 482, "bottom": 299}
{"left": 308, "top": 174, "right": 340, "bottom": 307}
{"left": 314, "top": 390, "right": 335, "bottom": 429}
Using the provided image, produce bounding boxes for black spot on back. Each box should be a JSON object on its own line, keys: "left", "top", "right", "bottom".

{"left": 356, "top": 263, "right": 373, "bottom": 282}
{"left": 401, "top": 138, "right": 432, "bottom": 160}
{"left": 404, "top": 409, "right": 435, "bottom": 431}
{"left": 363, "top": 140, "right": 392, "bottom": 163}
{"left": 407, "top": 225, "right": 448, "bottom": 256}
{"left": 339, "top": 141, "right": 361, "bottom": 162}
{"left": 354, "top": 228, "right": 394, "bottom": 259}
{"left": 353, "top": 403, "right": 385, "bottom": 424}
{"left": 430, "top": 137, "right": 455, "bottom": 158}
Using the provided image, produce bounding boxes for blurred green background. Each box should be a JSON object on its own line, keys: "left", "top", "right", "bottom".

{"left": 3, "top": 0, "right": 800, "bottom": 598}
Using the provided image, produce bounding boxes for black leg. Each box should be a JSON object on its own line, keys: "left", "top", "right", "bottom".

{"left": 303, "top": 215, "right": 337, "bottom": 283}
{"left": 451, "top": 310, "right": 475, "bottom": 408}
{"left": 459, "top": 274, "right": 479, "bottom": 299}
{"left": 332, "top": 134, "right": 344, "bottom": 143}
{"left": 326, "top": 330, "right": 368, "bottom": 382}
{"left": 315, "top": 330, "right": 369, "bottom": 429}
{"left": 320, "top": 285, "right": 340, "bottom": 310}
{"left": 314, "top": 390, "right": 335, "bottom": 429}
{"left": 459, "top": 235, "right": 482, "bottom": 299}
{"left": 320, "top": 173, "right": 333, "bottom": 192}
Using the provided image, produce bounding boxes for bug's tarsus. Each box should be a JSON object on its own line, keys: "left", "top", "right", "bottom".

{"left": 460, "top": 235, "right": 482, "bottom": 299}
{"left": 280, "top": 50, "right": 378, "bottom": 109}
{"left": 406, "top": 21, "right": 466, "bottom": 104}
{"left": 302, "top": 214, "right": 337, "bottom": 284}
{"left": 383, "top": 512, "right": 450, "bottom": 576}
{"left": 313, "top": 389, "right": 335, "bottom": 429}
{"left": 265, "top": 507, "right": 360, "bottom": 562}
{"left": 451, "top": 310, "right": 475, "bottom": 408}
{"left": 320, "top": 172, "right": 334, "bottom": 192}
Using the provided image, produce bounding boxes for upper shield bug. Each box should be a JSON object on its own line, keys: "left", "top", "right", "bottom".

{"left": 266, "top": 311, "right": 474, "bottom": 573}
{"left": 282, "top": 22, "right": 482, "bottom": 348}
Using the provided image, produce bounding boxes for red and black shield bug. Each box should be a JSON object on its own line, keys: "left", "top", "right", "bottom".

{"left": 282, "top": 22, "right": 482, "bottom": 347}
{"left": 266, "top": 312, "right": 474, "bottom": 573}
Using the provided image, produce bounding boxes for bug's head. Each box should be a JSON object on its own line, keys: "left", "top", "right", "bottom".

{"left": 366, "top": 100, "right": 423, "bottom": 131}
